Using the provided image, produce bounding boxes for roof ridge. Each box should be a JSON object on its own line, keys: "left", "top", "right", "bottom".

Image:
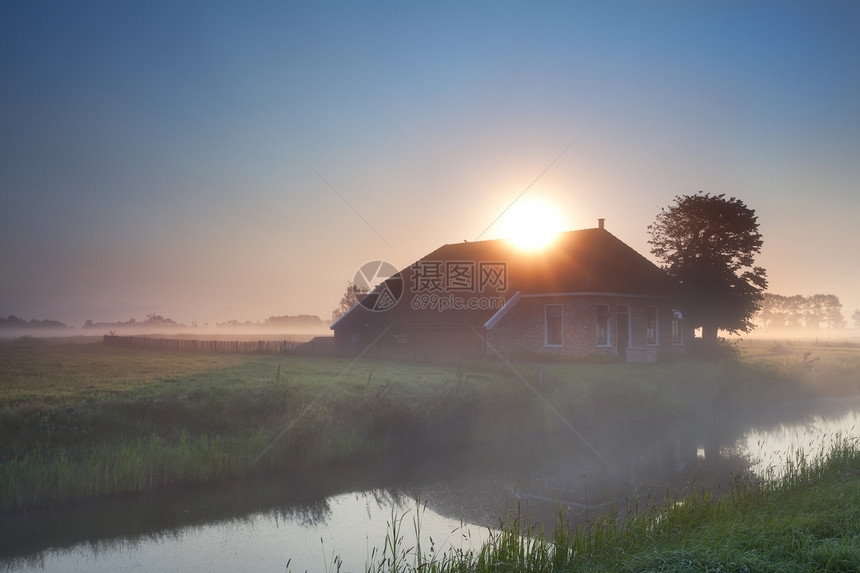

{"left": 440, "top": 226, "right": 606, "bottom": 249}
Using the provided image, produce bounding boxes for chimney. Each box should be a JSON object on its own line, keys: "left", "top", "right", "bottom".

{"left": 597, "top": 218, "right": 605, "bottom": 230}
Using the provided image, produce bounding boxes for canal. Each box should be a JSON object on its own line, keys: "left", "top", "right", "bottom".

{"left": 2, "top": 397, "right": 858, "bottom": 572}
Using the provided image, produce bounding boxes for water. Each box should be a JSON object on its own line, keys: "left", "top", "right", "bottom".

{"left": 3, "top": 397, "right": 858, "bottom": 572}
{"left": 739, "top": 399, "right": 860, "bottom": 479}
{"left": 4, "top": 492, "right": 490, "bottom": 573}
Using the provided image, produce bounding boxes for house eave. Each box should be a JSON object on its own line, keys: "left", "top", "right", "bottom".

{"left": 330, "top": 302, "right": 363, "bottom": 330}
{"left": 518, "top": 291, "right": 673, "bottom": 300}
{"left": 484, "top": 291, "right": 521, "bottom": 330}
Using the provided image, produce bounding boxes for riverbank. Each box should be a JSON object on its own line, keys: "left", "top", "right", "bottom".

{"left": 1, "top": 337, "right": 858, "bottom": 511}
{"left": 361, "top": 436, "right": 860, "bottom": 572}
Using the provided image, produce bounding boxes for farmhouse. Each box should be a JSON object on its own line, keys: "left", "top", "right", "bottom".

{"left": 332, "top": 221, "right": 689, "bottom": 362}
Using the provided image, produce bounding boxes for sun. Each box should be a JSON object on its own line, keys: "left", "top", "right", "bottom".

{"left": 500, "top": 197, "right": 565, "bottom": 251}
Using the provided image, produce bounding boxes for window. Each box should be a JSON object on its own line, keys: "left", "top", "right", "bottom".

{"left": 671, "top": 309, "right": 683, "bottom": 345}
{"left": 671, "top": 320, "right": 683, "bottom": 344}
{"left": 617, "top": 305, "right": 630, "bottom": 350}
{"left": 595, "top": 304, "right": 610, "bottom": 346}
{"left": 672, "top": 318, "right": 684, "bottom": 344}
{"left": 646, "top": 307, "right": 658, "bottom": 345}
{"left": 545, "top": 304, "right": 563, "bottom": 346}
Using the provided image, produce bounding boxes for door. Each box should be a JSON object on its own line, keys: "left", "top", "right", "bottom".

{"left": 617, "top": 306, "right": 630, "bottom": 354}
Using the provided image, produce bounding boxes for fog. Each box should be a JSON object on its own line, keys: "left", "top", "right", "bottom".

{"left": 0, "top": 314, "right": 334, "bottom": 341}
{"left": 3, "top": 1, "right": 860, "bottom": 568}
{"left": 728, "top": 328, "right": 860, "bottom": 344}
{"left": 4, "top": 387, "right": 858, "bottom": 571}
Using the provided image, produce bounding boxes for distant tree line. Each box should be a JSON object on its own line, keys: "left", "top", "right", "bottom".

{"left": 216, "top": 314, "right": 326, "bottom": 330}
{"left": 754, "top": 293, "right": 847, "bottom": 332}
{"left": 83, "top": 313, "right": 327, "bottom": 331}
{"left": 83, "top": 314, "right": 184, "bottom": 330}
{"left": 0, "top": 315, "right": 69, "bottom": 329}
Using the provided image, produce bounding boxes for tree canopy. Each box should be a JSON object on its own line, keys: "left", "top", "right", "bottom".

{"left": 648, "top": 192, "right": 767, "bottom": 343}
{"left": 0, "top": 315, "right": 68, "bottom": 329}
{"left": 331, "top": 281, "right": 369, "bottom": 322}
{"left": 756, "top": 293, "right": 846, "bottom": 332}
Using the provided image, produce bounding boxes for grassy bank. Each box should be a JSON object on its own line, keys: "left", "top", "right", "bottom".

{"left": 1, "top": 338, "right": 858, "bottom": 510}
{"left": 358, "top": 436, "right": 860, "bottom": 572}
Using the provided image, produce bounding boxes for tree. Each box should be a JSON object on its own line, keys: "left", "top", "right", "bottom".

{"left": 331, "top": 281, "right": 369, "bottom": 322}
{"left": 784, "top": 295, "right": 806, "bottom": 330}
{"left": 757, "top": 293, "right": 784, "bottom": 330}
{"left": 648, "top": 192, "right": 767, "bottom": 345}
{"left": 852, "top": 309, "right": 860, "bottom": 330}
{"left": 755, "top": 293, "right": 846, "bottom": 333}
{"left": 807, "top": 294, "right": 846, "bottom": 332}
{"left": 143, "top": 313, "right": 182, "bottom": 328}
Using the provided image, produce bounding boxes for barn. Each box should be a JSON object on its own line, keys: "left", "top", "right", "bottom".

{"left": 331, "top": 221, "right": 689, "bottom": 362}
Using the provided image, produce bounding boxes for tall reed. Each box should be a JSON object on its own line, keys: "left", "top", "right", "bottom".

{"left": 0, "top": 431, "right": 271, "bottom": 509}
{"left": 351, "top": 435, "right": 859, "bottom": 573}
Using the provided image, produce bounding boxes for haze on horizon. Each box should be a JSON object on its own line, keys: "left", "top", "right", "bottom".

{"left": 2, "top": 1, "right": 859, "bottom": 330}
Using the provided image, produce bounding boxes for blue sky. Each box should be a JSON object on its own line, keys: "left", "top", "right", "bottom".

{"left": 2, "top": 1, "right": 859, "bottom": 328}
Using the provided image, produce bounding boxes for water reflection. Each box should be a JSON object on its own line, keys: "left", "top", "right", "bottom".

{"left": 740, "top": 404, "right": 860, "bottom": 479}
{"left": 502, "top": 397, "right": 860, "bottom": 529}
{"left": 2, "top": 489, "right": 489, "bottom": 573}
{"left": 2, "top": 397, "right": 858, "bottom": 572}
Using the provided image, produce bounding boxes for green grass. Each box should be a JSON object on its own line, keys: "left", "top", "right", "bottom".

{"left": 0, "top": 340, "right": 508, "bottom": 508}
{"left": 355, "top": 436, "right": 860, "bottom": 572}
{"left": 1, "top": 338, "right": 858, "bottom": 511}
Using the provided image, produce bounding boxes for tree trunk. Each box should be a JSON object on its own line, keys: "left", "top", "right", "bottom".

{"left": 701, "top": 324, "right": 718, "bottom": 347}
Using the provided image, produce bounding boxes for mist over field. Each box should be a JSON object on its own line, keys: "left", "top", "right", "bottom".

{"left": 2, "top": 2, "right": 860, "bottom": 569}
{"left": 0, "top": 312, "right": 333, "bottom": 340}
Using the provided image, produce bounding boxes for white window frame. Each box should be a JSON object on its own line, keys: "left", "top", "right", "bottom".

{"left": 646, "top": 306, "right": 659, "bottom": 345}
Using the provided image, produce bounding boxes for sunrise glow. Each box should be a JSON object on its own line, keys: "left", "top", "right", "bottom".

{"left": 500, "top": 198, "right": 565, "bottom": 251}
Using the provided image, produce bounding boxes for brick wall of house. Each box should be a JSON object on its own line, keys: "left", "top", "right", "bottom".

{"left": 334, "top": 325, "right": 485, "bottom": 363}
{"left": 625, "top": 347, "right": 658, "bottom": 362}
{"left": 486, "top": 295, "right": 689, "bottom": 360}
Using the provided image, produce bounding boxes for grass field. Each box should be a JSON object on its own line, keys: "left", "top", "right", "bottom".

{"left": 1, "top": 337, "right": 859, "bottom": 511}
{"left": 0, "top": 338, "right": 522, "bottom": 509}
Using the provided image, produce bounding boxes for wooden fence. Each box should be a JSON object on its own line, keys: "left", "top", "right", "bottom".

{"left": 103, "top": 335, "right": 335, "bottom": 355}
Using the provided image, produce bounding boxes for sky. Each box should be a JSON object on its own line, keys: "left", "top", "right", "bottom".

{"left": 2, "top": 1, "right": 859, "bottom": 330}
